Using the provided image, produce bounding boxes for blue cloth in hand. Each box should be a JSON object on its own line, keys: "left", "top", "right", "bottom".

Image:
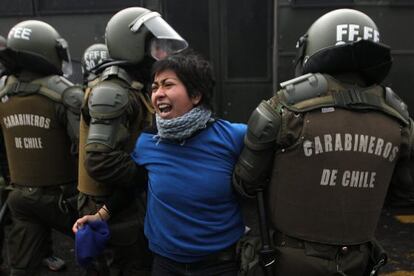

{"left": 75, "top": 220, "right": 110, "bottom": 267}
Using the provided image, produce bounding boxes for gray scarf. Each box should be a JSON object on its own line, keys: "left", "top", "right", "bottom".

{"left": 155, "top": 106, "right": 212, "bottom": 142}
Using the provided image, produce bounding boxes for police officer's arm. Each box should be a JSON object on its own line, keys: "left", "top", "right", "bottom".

{"left": 74, "top": 186, "right": 136, "bottom": 225}
{"left": 0, "top": 131, "right": 10, "bottom": 211}
{"left": 0, "top": 131, "right": 10, "bottom": 185}
{"left": 0, "top": 78, "right": 10, "bottom": 185}
{"left": 233, "top": 99, "right": 281, "bottom": 197}
{"left": 397, "top": 118, "right": 414, "bottom": 198}
{"left": 84, "top": 82, "right": 146, "bottom": 188}
{"left": 387, "top": 118, "right": 414, "bottom": 206}
{"left": 73, "top": 187, "right": 136, "bottom": 232}
{"left": 58, "top": 85, "right": 83, "bottom": 153}
{"left": 387, "top": 160, "right": 414, "bottom": 205}
{"left": 102, "top": 184, "right": 146, "bottom": 219}
{"left": 85, "top": 150, "right": 147, "bottom": 189}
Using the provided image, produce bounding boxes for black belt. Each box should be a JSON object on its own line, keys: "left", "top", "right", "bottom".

{"left": 177, "top": 243, "right": 238, "bottom": 268}
{"left": 12, "top": 184, "right": 61, "bottom": 192}
{"left": 273, "top": 232, "right": 365, "bottom": 256}
{"left": 201, "top": 243, "right": 237, "bottom": 263}
{"left": 273, "top": 232, "right": 305, "bottom": 249}
{"left": 12, "top": 184, "right": 77, "bottom": 198}
{"left": 154, "top": 243, "right": 237, "bottom": 271}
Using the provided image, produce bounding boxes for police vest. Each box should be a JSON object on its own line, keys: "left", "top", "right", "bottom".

{"left": 0, "top": 75, "right": 77, "bottom": 187}
{"left": 268, "top": 73, "right": 411, "bottom": 245}
{"left": 77, "top": 66, "right": 154, "bottom": 196}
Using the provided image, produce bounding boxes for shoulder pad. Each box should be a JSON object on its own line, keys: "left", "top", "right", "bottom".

{"left": 384, "top": 87, "right": 410, "bottom": 123}
{"left": 33, "top": 75, "right": 74, "bottom": 103}
{"left": 0, "top": 75, "right": 7, "bottom": 90}
{"left": 88, "top": 81, "right": 129, "bottom": 120}
{"left": 37, "top": 75, "right": 74, "bottom": 93}
{"left": 100, "top": 65, "right": 133, "bottom": 86}
{"left": 245, "top": 100, "right": 280, "bottom": 150}
{"left": 62, "top": 86, "right": 84, "bottom": 114}
{"left": 279, "top": 73, "right": 328, "bottom": 105}
{"left": 0, "top": 75, "right": 19, "bottom": 98}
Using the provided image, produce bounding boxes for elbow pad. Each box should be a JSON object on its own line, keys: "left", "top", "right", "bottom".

{"left": 62, "top": 85, "right": 83, "bottom": 114}
{"left": 62, "top": 86, "right": 84, "bottom": 141}
{"left": 234, "top": 100, "right": 281, "bottom": 185}
{"left": 86, "top": 82, "right": 129, "bottom": 152}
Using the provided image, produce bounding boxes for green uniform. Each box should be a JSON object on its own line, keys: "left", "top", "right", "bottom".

{"left": 0, "top": 74, "right": 82, "bottom": 276}
{"left": 78, "top": 65, "right": 153, "bottom": 276}
{"left": 234, "top": 73, "right": 412, "bottom": 276}
{"left": 0, "top": 129, "right": 9, "bottom": 267}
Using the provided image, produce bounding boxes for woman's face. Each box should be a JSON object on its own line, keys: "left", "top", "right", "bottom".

{"left": 151, "top": 70, "right": 201, "bottom": 120}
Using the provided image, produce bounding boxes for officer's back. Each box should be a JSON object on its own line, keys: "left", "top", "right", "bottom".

{"left": 234, "top": 9, "right": 412, "bottom": 276}
{"left": 0, "top": 20, "right": 82, "bottom": 276}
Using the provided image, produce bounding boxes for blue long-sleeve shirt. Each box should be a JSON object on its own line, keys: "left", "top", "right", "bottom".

{"left": 131, "top": 119, "right": 246, "bottom": 263}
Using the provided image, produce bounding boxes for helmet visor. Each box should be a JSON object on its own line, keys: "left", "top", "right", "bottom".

{"left": 62, "top": 58, "right": 72, "bottom": 78}
{"left": 130, "top": 12, "right": 188, "bottom": 60}
{"left": 57, "top": 38, "right": 72, "bottom": 77}
{"left": 149, "top": 38, "right": 188, "bottom": 60}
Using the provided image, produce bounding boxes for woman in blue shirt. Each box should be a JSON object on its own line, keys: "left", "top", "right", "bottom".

{"left": 74, "top": 52, "right": 246, "bottom": 275}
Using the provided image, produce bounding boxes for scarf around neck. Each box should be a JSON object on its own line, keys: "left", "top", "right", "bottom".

{"left": 155, "top": 106, "right": 212, "bottom": 142}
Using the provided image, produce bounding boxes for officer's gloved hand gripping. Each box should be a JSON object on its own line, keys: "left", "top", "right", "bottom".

{"left": 233, "top": 100, "right": 280, "bottom": 197}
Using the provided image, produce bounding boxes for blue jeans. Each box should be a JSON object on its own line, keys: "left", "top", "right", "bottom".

{"left": 151, "top": 253, "right": 238, "bottom": 276}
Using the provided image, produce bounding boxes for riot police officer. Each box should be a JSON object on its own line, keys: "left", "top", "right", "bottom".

{"left": 76, "top": 7, "right": 187, "bottom": 275}
{"left": 0, "top": 36, "right": 9, "bottom": 270}
{"left": 0, "top": 125, "right": 9, "bottom": 271}
{"left": 233, "top": 9, "right": 413, "bottom": 276}
{"left": 81, "top": 43, "right": 111, "bottom": 87}
{"left": 0, "top": 20, "right": 82, "bottom": 276}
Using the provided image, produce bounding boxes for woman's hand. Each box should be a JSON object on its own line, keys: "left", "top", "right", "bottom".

{"left": 72, "top": 214, "right": 100, "bottom": 234}
{"left": 72, "top": 206, "right": 110, "bottom": 234}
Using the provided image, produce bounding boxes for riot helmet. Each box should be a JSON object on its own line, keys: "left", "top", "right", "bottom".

{"left": 81, "top": 43, "right": 111, "bottom": 82}
{"left": 0, "top": 35, "right": 15, "bottom": 74}
{"left": 6, "top": 20, "right": 72, "bottom": 77}
{"left": 295, "top": 9, "right": 392, "bottom": 83}
{"left": 105, "top": 7, "right": 188, "bottom": 64}
{"left": 0, "top": 35, "right": 18, "bottom": 74}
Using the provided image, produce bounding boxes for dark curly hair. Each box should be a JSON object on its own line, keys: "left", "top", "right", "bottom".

{"left": 151, "top": 50, "right": 215, "bottom": 111}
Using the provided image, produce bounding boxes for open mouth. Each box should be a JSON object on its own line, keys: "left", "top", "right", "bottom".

{"left": 158, "top": 103, "right": 172, "bottom": 114}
